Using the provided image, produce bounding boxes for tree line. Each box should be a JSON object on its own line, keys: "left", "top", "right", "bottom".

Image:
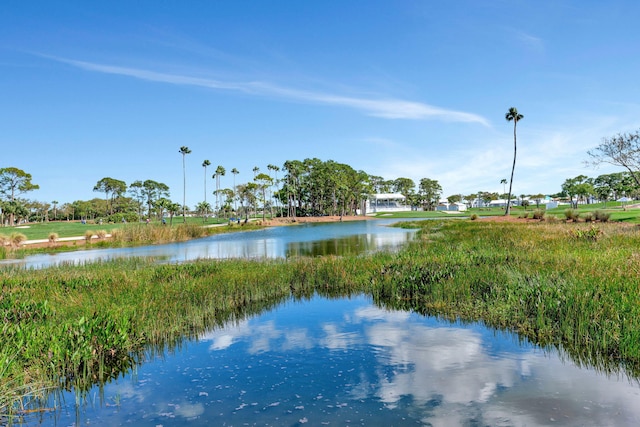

{"left": 3, "top": 126, "right": 640, "bottom": 226}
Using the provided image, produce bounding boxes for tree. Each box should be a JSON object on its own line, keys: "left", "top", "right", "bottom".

{"left": 93, "top": 177, "right": 127, "bottom": 216}
{"left": 202, "top": 160, "right": 211, "bottom": 220}
{"left": 0, "top": 167, "right": 39, "bottom": 225}
{"left": 255, "top": 173, "right": 273, "bottom": 221}
{"left": 505, "top": 107, "right": 523, "bottom": 215}
{"left": 418, "top": 178, "right": 442, "bottom": 211}
{"left": 140, "top": 180, "right": 170, "bottom": 219}
{"left": 231, "top": 168, "right": 239, "bottom": 211}
{"left": 179, "top": 146, "right": 191, "bottom": 222}
{"left": 51, "top": 200, "right": 59, "bottom": 221}
{"left": 214, "top": 165, "right": 226, "bottom": 215}
{"left": 500, "top": 178, "right": 507, "bottom": 197}
{"left": 587, "top": 130, "right": 640, "bottom": 187}
{"left": 561, "top": 175, "right": 592, "bottom": 208}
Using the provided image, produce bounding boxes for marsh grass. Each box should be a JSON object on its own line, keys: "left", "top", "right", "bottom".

{"left": 3, "top": 219, "right": 640, "bottom": 418}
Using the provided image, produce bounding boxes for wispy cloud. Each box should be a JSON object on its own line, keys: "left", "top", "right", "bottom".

{"left": 50, "top": 56, "right": 489, "bottom": 126}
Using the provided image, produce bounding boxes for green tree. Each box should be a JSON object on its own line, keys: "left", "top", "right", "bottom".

{"left": 202, "top": 160, "right": 211, "bottom": 219}
{"left": 500, "top": 178, "right": 507, "bottom": 196}
{"left": 51, "top": 200, "right": 59, "bottom": 221}
{"left": 179, "top": 146, "right": 191, "bottom": 222}
{"left": 93, "top": 177, "right": 127, "bottom": 216}
{"left": 418, "top": 178, "right": 442, "bottom": 211}
{"left": 141, "top": 180, "right": 170, "bottom": 219}
{"left": 505, "top": 107, "right": 523, "bottom": 215}
{"left": 0, "top": 167, "right": 39, "bottom": 225}
{"left": 255, "top": 173, "right": 273, "bottom": 221}
{"left": 214, "top": 165, "right": 226, "bottom": 215}
{"left": 231, "top": 168, "right": 239, "bottom": 211}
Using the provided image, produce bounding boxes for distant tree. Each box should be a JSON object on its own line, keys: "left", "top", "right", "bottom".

{"left": 530, "top": 193, "right": 546, "bottom": 209}
{"left": 0, "top": 167, "right": 39, "bottom": 225}
{"left": 505, "top": 107, "right": 523, "bottom": 215}
{"left": 392, "top": 177, "right": 415, "bottom": 198}
{"left": 500, "top": 178, "right": 507, "bottom": 196}
{"left": 51, "top": 200, "right": 59, "bottom": 221}
{"left": 587, "top": 130, "right": 640, "bottom": 187}
{"left": 179, "top": 146, "right": 191, "bottom": 222}
{"left": 141, "top": 180, "right": 170, "bottom": 219}
{"left": 447, "top": 194, "right": 462, "bottom": 204}
{"left": 231, "top": 168, "right": 239, "bottom": 211}
{"left": 93, "top": 177, "right": 127, "bottom": 216}
{"left": 214, "top": 165, "right": 226, "bottom": 215}
{"left": 255, "top": 173, "right": 273, "bottom": 221}
{"left": 562, "top": 175, "right": 592, "bottom": 208}
{"left": 202, "top": 160, "right": 211, "bottom": 219}
{"left": 418, "top": 178, "right": 442, "bottom": 211}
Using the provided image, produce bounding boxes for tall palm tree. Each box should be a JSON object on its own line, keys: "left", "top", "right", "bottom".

{"left": 214, "top": 165, "right": 226, "bottom": 215}
{"left": 231, "top": 168, "right": 239, "bottom": 211}
{"left": 52, "top": 200, "right": 59, "bottom": 221}
{"left": 505, "top": 107, "right": 523, "bottom": 216}
{"left": 202, "top": 160, "right": 211, "bottom": 221}
{"left": 500, "top": 179, "right": 507, "bottom": 197}
{"left": 179, "top": 146, "right": 192, "bottom": 222}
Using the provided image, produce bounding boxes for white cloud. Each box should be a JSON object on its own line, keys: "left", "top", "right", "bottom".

{"left": 48, "top": 55, "right": 489, "bottom": 125}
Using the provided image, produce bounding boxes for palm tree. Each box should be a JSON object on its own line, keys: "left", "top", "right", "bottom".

{"left": 505, "top": 107, "right": 523, "bottom": 216}
{"left": 500, "top": 179, "right": 507, "bottom": 197}
{"left": 51, "top": 200, "right": 59, "bottom": 221}
{"left": 231, "top": 168, "right": 239, "bottom": 212}
{"left": 214, "top": 165, "right": 226, "bottom": 215}
{"left": 179, "top": 146, "right": 192, "bottom": 222}
{"left": 202, "top": 160, "right": 211, "bottom": 221}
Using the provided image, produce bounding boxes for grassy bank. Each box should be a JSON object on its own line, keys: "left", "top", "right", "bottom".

{"left": 2, "top": 219, "right": 640, "bottom": 419}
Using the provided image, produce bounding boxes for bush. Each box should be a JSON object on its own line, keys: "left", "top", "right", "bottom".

{"left": 564, "top": 209, "right": 579, "bottom": 222}
{"left": 594, "top": 210, "right": 611, "bottom": 222}
{"left": 583, "top": 212, "right": 594, "bottom": 223}
{"left": 84, "top": 230, "right": 94, "bottom": 242}
{"left": 470, "top": 214, "right": 479, "bottom": 221}
{"left": 96, "top": 230, "right": 108, "bottom": 239}
{"left": 48, "top": 232, "right": 59, "bottom": 244}
{"left": 9, "top": 232, "right": 26, "bottom": 248}
{"left": 532, "top": 209, "right": 545, "bottom": 220}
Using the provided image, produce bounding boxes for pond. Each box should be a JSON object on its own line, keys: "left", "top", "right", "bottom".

{"left": 0, "top": 219, "right": 417, "bottom": 269}
{"left": 32, "top": 295, "right": 640, "bottom": 426}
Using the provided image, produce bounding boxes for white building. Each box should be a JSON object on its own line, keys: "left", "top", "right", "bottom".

{"left": 366, "top": 193, "right": 411, "bottom": 213}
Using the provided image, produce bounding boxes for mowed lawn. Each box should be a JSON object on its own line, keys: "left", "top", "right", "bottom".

{"left": 0, "top": 216, "right": 227, "bottom": 241}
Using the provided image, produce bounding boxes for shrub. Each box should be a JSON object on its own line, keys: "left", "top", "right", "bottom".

{"left": 572, "top": 225, "right": 602, "bottom": 241}
{"left": 594, "top": 210, "right": 611, "bottom": 222}
{"left": 470, "top": 214, "right": 478, "bottom": 221}
{"left": 544, "top": 215, "right": 559, "bottom": 223}
{"left": 48, "top": 232, "right": 59, "bottom": 244}
{"left": 9, "top": 232, "right": 27, "bottom": 248}
{"left": 583, "top": 212, "right": 594, "bottom": 223}
{"left": 532, "top": 209, "right": 545, "bottom": 220}
{"left": 0, "top": 233, "right": 8, "bottom": 247}
{"left": 96, "top": 230, "right": 108, "bottom": 239}
{"left": 84, "top": 230, "right": 95, "bottom": 242}
{"left": 519, "top": 212, "right": 529, "bottom": 219}
{"left": 564, "top": 209, "right": 579, "bottom": 222}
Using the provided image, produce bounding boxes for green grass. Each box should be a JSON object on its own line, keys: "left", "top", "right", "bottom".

{"left": 0, "top": 216, "right": 229, "bottom": 241}
{"left": 3, "top": 218, "right": 640, "bottom": 419}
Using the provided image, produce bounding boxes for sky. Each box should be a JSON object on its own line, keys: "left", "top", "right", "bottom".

{"left": 2, "top": 0, "right": 640, "bottom": 207}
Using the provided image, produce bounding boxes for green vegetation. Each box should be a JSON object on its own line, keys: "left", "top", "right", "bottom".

{"left": 3, "top": 219, "right": 640, "bottom": 420}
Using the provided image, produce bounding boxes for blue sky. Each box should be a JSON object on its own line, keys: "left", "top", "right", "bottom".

{"left": 2, "top": 1, "right": 640, "bottom": 206}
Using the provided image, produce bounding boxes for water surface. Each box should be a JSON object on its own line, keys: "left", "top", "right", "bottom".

{"left": 1, "top": 219, "right": 416, "bottom": 269}
{"left": 39, "top": 295, "right": 640, "bottom": 426}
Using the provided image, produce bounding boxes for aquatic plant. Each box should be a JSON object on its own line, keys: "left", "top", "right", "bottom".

{"left": 3, "top": 220, "right": 640, "bottom": 419}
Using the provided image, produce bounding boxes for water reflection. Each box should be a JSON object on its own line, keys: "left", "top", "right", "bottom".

{"left": 41, "top": 296, "right": 640, "bottom": 426}
{"left": 0, "top": 219, "right": 416, "bottom": 269}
